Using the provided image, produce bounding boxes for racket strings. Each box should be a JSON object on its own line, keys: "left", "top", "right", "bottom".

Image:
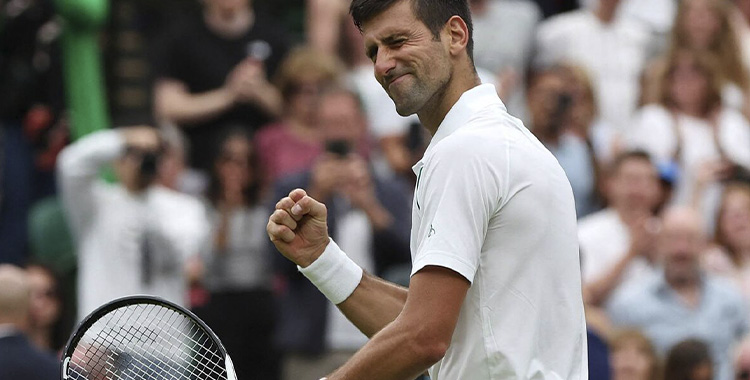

{"left": 67, "top": 303, "right": 227, "bottom": 380}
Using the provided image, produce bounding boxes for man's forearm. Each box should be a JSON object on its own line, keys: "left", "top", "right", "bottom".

{"left": 337, "top": 272, "right": 408, "bottom": 337}
{"left": 326, "top": 316, "right": 437, "bottom": 380}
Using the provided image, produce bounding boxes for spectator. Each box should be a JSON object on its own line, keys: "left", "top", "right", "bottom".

{"left": 25, "top": 263, "right": 63, "bottom": 353}
{"left": 470, "top": 0, "right": 542, "bottom": 122}
{"left": 0, "top": 264, "right": 58, "bottom": 380}
{"left": 57, "top": 127, "right": 209, "bottom": 318}
{"left": 663, "top": 339, "right": 714, "bottom": 380}
{"left": 610, "top": 329, "right": 660, "bottom": 380}
{"left": 0, "top": 0, "right": 65, "bottom": 266}
{"left": 608, "top": 206, "right": 748, "bottom": 380}
{"left": 272, "top": 87, "right": 412, "bottom": 380}
{"left": 703, "top": 183, "right": 750, "bottom": 303}
{"left": 534, "top": 0, "right": 653, "bottom": 135}
{"left": 527, "top": 65, "right": 600, "bottom": 218}
{"left": 628, "top": 49, "right": 750, "bottom": 224}
{"left": 152, "top": 0, "right": 289, "bottom": 173}
{"left": 579, "top": 151, "right": 664, "bottom": 306}
{"left": 194, "top": 129, "right": 280, "bottom": 380}
{"left": 254, "top": 46, "right": 345, "bottom": 186}
{"left": 643, "top": 0, "right": 750, "bottom": 114}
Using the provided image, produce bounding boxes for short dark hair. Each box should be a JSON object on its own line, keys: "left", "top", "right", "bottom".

{"left": 663, "top": 339, "right": 712, "bottom": 380}
{"left": 350, "top": 0, "right": 474, "bottom": 61}
{"left": 609, "top": 149, "right": 654, "bottom": 175}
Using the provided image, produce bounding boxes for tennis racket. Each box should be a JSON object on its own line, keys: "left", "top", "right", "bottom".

{"left": 61, "top": 295, "right": 238, "bottom": 380}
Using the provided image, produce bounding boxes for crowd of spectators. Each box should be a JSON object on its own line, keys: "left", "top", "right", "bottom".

{"left": 3, "top": 0, "right": 750, "bottom": 379}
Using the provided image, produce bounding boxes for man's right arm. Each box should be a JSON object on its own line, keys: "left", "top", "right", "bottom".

{"left": 268, "top": 188, "right": 409, "bottom": 336}
{"left": 336, "top": 272, "right": 408, "bottom": 337}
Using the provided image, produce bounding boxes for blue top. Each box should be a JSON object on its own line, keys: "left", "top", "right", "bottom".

{"left": 607, "top": 271, "right": 748, "bottom": 380}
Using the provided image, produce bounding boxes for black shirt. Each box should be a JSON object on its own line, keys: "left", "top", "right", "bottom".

{"left": 152, "top": 12, "right": 289, "bottom": 170}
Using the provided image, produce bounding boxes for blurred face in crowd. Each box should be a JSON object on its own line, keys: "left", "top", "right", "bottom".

{"left": 216, "top": 135, "right": 252, "bottom": 192}
{"left": 682, "top": 0, "right": 722, "bottom": 50}
{"left": 115, "top": 146, "right": 162, "bottom": 193}
{"left": 718, "top": 187, "right": 750, "bottom": 252}
{"left": 611, "top": 337, "right": 657, "bottom": 380}
{"left": 669, "top": 54, "right": 709, "bottom": 115}
{"left": 203, "top": 0, "right": 250, "bottom": 20}
{"left": 287, "top": 78, "right": 325, "bottom": 126}
{"left": 690, "top": 363, "right": 713, "bottom": 380}
{"left": 26, "top": 266, "right": 60, "bottom": 332}
{"left": 527, "top": 71, "right": 568, "bottom": 133}
{"left": 658, "top": 208, "right": 706, "bottom": 283}
{"left": 608, "top": 157, "right": 662, "bottom": 213}
{"left": 318, "top": 91, "right": 367, "bottom": 148}
{"left": 362, "top": 0, "right": 453, "bottom": 116}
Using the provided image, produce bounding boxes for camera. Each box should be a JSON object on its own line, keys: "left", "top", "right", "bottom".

{"left": 325, "top": 139, "right": 351, "bottom": 157}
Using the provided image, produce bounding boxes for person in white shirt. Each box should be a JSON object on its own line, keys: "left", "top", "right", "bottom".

{"left": 57, "top": 127, "right": 209, "bottom": 318}
{"left": 578, "top": 151, "right": 665, "bottom": 307}
{"left": 534, "top": 0, "right": 652, "bottom": 136}
{"left": 627, "top": 49, "right": 750, "bottom": 227}
{"left": 266, "top": 0, "right": 588, "bottom": 379}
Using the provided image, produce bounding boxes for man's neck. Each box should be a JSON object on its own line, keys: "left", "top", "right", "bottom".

{"left": 594, "top": 0, "right": 618, "bottom": 24}
{"left": 418, "top": 68, "right": 482, "bottom": 135}
{"left": 615, "top": 205, "right": 652, "bottom": 224}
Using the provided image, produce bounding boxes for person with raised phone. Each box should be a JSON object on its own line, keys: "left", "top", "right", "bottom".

{"left": 266, "top": 0, "right": 588, "bottom": 379}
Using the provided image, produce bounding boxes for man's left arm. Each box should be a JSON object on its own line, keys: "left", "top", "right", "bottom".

{"left": 328, "top": 265, "right": 470, "bottom": 380}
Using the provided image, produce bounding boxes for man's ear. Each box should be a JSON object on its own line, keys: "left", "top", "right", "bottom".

{"left": 444, "top": 15, "right": 469, "bottom": 57}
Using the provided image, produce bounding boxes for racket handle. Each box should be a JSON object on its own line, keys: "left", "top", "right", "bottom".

{"left": 226, "top": 354, "right": 238, "bottom": 380}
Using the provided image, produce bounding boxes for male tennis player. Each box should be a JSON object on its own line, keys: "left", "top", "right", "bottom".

{"left": 267, "top": 0, "right": 588, "bottom": 378}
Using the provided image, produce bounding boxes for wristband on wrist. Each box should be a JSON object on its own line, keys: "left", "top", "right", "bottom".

{"left": 298, "top": 239, "right": 363, "bottom": 304}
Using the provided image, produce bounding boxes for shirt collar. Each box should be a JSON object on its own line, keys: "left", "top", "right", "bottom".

{"left": 411, "top": 83, "right": 505, "bottom": 175}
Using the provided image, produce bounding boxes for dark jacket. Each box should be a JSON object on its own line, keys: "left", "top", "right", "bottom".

{"left": 0, "top": 332, "right": 59, "bottom": 380}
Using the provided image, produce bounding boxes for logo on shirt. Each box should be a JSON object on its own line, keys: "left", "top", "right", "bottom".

{"left": 428, "top": 224, "right": 436, "bottom": 237}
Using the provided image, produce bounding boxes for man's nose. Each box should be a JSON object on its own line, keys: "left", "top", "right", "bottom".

{"left": 374, "top": 50, "right": 397, "bottom": 83}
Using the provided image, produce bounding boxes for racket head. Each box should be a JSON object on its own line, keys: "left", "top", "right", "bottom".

{"left": 61, "top": 295, "right": 237, "bottom": 380}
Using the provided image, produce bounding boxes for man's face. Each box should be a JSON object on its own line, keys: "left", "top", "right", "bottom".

{"left": 608, "top": 158, "right": 662, "bottom": 213}
{"left": 318, "top": 93, "right": 366, "bottom": 146}
{"left": 361, "top": 0, "right": 452, "bottom": 116}
{"left": 658, "top": 209, "right": 705, "bottom": 280}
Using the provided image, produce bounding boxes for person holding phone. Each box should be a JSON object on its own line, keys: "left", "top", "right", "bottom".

{"left": 271, "top": 87, "right": 413, "bottom": 380}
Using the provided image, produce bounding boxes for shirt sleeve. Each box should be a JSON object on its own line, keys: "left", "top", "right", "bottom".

{"left": 410, "top": 137, "right": 503, "bottom": 284}
{"left": 56, "top": 129, "right": 124, "bottom": 235}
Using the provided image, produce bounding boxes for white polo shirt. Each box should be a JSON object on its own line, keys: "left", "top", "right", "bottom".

{"left": 410, "top": 84, "right": 588, "bottom": 380}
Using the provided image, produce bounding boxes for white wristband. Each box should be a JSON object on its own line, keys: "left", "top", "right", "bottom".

{"left": 298, "top": 239, "right": 363, "bottom": 304}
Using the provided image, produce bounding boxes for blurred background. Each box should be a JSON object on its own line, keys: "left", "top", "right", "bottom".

{"left": 2, "top": 0, "right": 750, "bottom": 379}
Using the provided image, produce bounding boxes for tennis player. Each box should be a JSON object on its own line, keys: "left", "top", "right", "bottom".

{"left": 267, "top": 0, "right": 588, "bottom": 378}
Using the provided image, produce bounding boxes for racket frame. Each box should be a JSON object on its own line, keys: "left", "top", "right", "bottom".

{"left": 61, "top": 294, "right": 238, "bottom": 380}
